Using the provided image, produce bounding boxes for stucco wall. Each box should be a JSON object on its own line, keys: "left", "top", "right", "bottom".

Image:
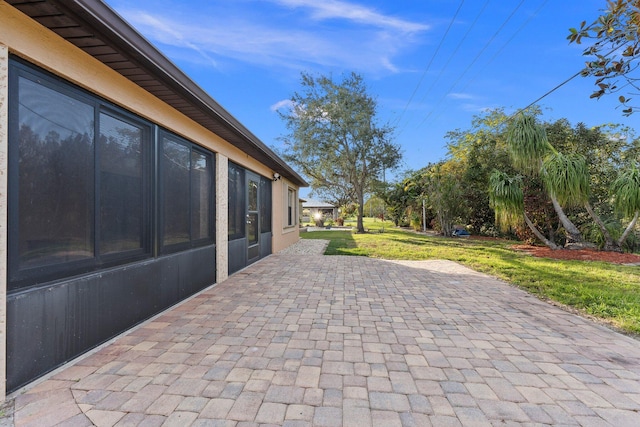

{"left": 273, "top": 178, "right": 301, "bottom": 253}
{"left": 216, "top": 154, "right": 229, "bottom": 282}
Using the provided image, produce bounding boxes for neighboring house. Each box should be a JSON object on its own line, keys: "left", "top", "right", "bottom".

{"left": 302, "top": 199, "right": 338, "bottom": 222}
{"left": 0, "top": 0, "right": 306, "bottom": 398}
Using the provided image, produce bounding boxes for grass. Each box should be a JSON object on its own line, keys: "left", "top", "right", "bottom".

{"left": 301, "top": 218, "right": 640, "bottom": 335}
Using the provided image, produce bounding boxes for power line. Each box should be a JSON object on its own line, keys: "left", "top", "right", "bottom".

{"left": 424, "top": 0, "right": 551, "bottom": 126}
{"left": 394, "top": 0, "right": 466, "bottom": 131}
{"left": 416, "top": 0, "right": 491, "bottom": 108}
{"left": 510, "top": 72, "right": 583, "bottom": 119}
{"left": 419, "top": 0, "right": 527, "bottom": 128}
{"left": 460, "top": 0, "right": 551, "bottom": 94}
{"left": 506, "top": 42, "right": 625, "bottom": 123}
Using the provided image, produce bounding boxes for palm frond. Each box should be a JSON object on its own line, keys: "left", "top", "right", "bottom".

{"left": 506, "top": 113, "right": 551, "bottom": 175}
{"left": 541, "top": 152, "right": 590, "bottom": 207}
{"left": 611, "top": 163, "right": 640, "bottom": 218}
{"left": 488, "top": 170, "right": 524, "bottom": 231}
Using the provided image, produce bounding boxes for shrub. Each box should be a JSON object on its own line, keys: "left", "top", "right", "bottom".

{"left": 583, "top": 219, "right": 638, "bottom": 252}
{"left": 410, "top": 214, "right": 422, "bottom": 231}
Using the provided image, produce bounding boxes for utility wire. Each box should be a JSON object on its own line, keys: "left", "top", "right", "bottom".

{"left": 460, "top": 0, "right": 551, "bottom": 94}
{"left": 510, "top": 71, "right": 582, "bottom": 118}
{"left": 416, "top": 0, "right": 491, "bottom": 108}
{"left": 419, "top": 0, "right": 527, "bottom": 127}
{"left": 424, "top": 0, "right": 551, "bottom": 127}
{"left": 505, "top": 43, "right": 624, "bottom": 124}
{"left": 394, "top": 0, "right": 466, "bottom": 130}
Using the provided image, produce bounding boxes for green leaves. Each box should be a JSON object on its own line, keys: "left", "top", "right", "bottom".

{"left": 280, "top": 72, "right": 402, "bottom": 232}
{"left": 611, "top": 163, "right": 640, "bottom": 217}
{"left": 568, "top": 0, "right": 639, "bottom": 115}
{"left": 506, "top": 113, "right": 552, "bottom": 175}
{"left": 488, "top": 170, "right": 524, "bottom": 231}
{"left": 541, "top": 152, "right": 590, "bottom": 207}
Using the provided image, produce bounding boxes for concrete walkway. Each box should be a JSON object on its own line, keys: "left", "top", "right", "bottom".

{"left": 8, "top": 254, "right": 640, "bottom": 426}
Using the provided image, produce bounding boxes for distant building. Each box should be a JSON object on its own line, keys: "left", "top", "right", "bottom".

{"left": 302, "top": 199, "right": 338, "bottom": 222}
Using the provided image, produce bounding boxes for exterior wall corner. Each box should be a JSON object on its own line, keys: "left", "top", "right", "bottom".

{"left": 216, "top": 153, "right": 229, "bottom": 283}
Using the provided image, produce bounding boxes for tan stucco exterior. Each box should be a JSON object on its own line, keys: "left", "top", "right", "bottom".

{"left": 215, "top": 153, "right": 229, "bottom": 283}
{"left": 273, "top": 179, "right": 301, "bottom": 253}
{"left": 0, "top": 0, "right": 300, "bottom": 399}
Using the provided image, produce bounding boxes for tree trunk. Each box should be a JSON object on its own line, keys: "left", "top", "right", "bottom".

{"left": 584, "top": 201, "right": 621, "bottom": 252}
{"left": 356, "top": 190, "right": 365, "bottom": 233}
{"left": 524, "top": 212, "right": 559, "bottom": 250}
{"left": 549, "top": 195, "right": 591, "bottom": 248}
{"left": 618, "top": 211, "right": 639, "bottom": 248}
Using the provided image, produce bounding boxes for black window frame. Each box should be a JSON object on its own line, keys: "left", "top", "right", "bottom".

{"left": 7, "top": 57, "right": 217, "bottom": 291}
{"left": 228, "top": 162, "right": 246, "bottom": 241}
{"left": 97, "top": 107, "right": 153, "bottom": 261}
{"left": 8, "top": 61, "right": 97, "bottom": 289}
{"left": 158, "top": 130, "right": 215, "bottom": 255}
{"left": 260, "top": 176, "right": 272, "bottom": 234}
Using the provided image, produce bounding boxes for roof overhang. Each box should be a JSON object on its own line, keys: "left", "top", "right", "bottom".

{"left": 6, "top": 0, "right": 308, "bottom": 187}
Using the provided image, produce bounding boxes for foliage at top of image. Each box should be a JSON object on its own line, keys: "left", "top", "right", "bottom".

{"left": 568, "top": 0, "right": 640, "bottom": 115}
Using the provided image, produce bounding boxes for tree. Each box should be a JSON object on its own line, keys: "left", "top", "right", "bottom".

{"left": 611, "top": 163, "right": 640, "bottom": 246}
{"left": 377, "top": 181, "right": 410, "bottom": 226}
{"left": 496, "top": 113, "right": 595, "bottom": 249}
{"left": 424, "top": 164, "right": 468, "bottom": 236}
{"left": 444, "top": 108, "right": 513, "bottom": 234}
{"left": 568, "top": 0, "right": 640, "bottom": 115}
{"left": 541, "top": 151, "right": 618, "bottom": 250}
{"left": 279, "top": 72, "right": 402, "bottom": 233}
{"left": 489, "top": 170, "right": 559, "bottom": 249}
{"left": 492, "top": 113, "right": 639, "bottom": 251}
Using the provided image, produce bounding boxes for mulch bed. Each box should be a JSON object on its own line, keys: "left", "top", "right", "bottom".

{"left": 512, "top": 244, "right": 640, "bottom": 264}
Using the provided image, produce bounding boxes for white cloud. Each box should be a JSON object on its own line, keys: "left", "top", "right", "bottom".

{"left": 133, "top": 12, "right": 219, "bottom": 69}
{"left": 448, "top": 93, "right": 475, "bottom": 100}
{"left": 268, "top": 0, "right": 429, "bottom": 33}
{"left": 270, "top": 99, "right": 295, "bottom": 112}
{"left": 460, "top": 103, "right": 494, "bottom": 113}
{"left": 115, "top": 1, "right": 430, "bottom": 75}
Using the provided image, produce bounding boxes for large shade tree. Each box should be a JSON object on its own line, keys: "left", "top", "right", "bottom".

{"left": 444, "top": 108, "right": 513, "bottom": 234}
{"left": 279, "top": 72, "right": 402, "bottom": 233}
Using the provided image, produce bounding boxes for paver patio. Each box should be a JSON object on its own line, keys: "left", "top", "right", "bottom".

{"left": 7, "top": 254, "right": 640, "bottom": 426}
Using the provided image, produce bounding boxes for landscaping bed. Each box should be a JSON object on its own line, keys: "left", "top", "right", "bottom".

{"left": 512, "top": 245, "right": 640, "bottom": 265}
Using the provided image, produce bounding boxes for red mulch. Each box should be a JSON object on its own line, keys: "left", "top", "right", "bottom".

{"left": 512, "top": 244, "right": 640, "bottom": 264}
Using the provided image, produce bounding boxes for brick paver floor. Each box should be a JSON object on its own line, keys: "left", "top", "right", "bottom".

{"left": 9, "top": 255, "right": 640, "bottom": 426}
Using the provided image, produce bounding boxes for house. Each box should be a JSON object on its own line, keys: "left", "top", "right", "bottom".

{"left": 302, "top": 199, "right": 338, "bottom": 222}
{"left": 0, "top": 0, "right": 306, "bottom": 398}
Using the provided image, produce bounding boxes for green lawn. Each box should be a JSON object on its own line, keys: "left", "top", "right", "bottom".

{"left": 301, "top": 219, "right": 640, "bottom": 335}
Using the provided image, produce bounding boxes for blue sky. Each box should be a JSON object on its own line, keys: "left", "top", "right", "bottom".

{"left": 104, "top": 0, "right": 634, "bottom": 193}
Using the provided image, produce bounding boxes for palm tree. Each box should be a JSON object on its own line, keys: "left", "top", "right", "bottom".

{"left": 611, "top": 163, "right": 640, "bottom": 247}
{"left": 489, "top": 170, "right": 559, "bottom": 249}
{"left": 542, "top": 152, "right": 615, "bottom": 250}
{"left": 506, "top": 113, "right": 589, "bottom": 247}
